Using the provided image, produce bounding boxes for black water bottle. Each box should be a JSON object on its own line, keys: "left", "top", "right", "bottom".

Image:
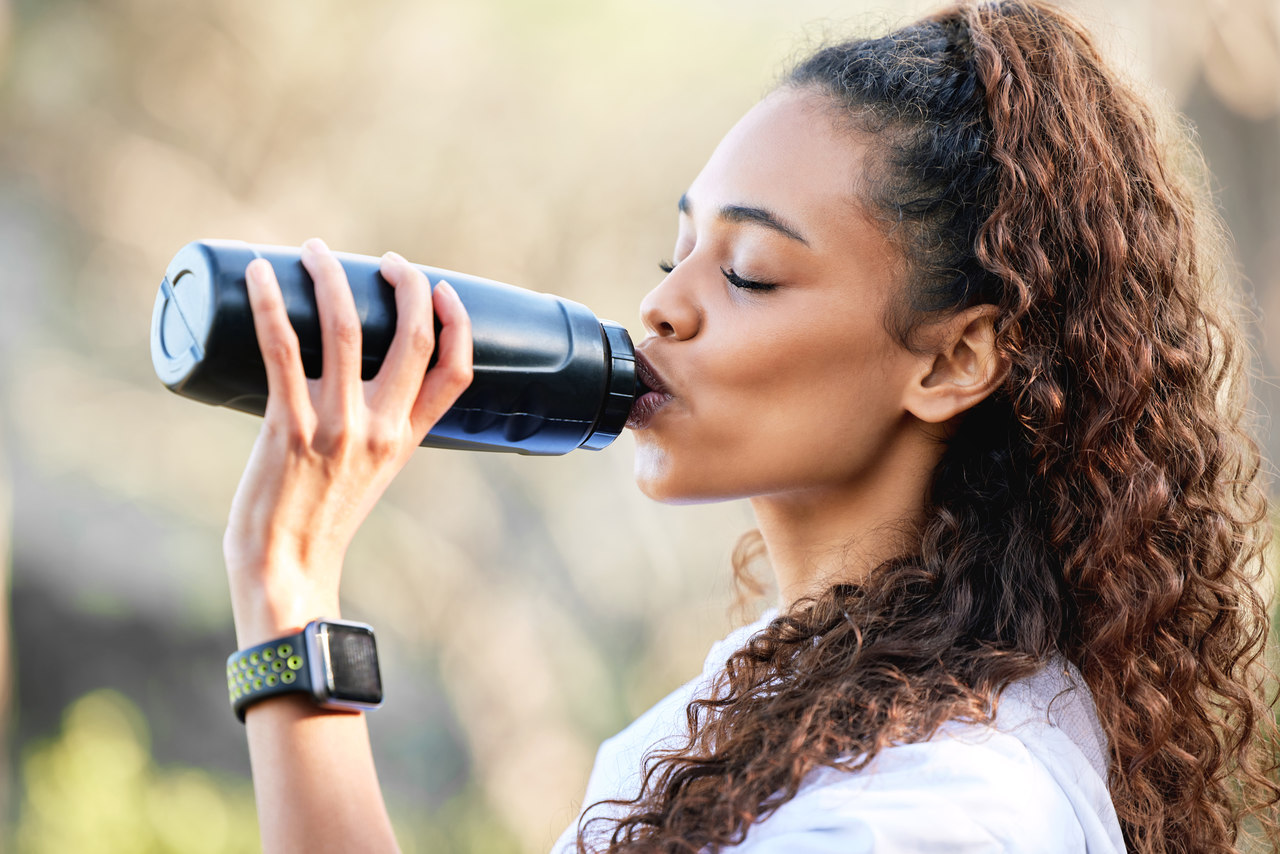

{"left": 150, "top": 240, "right": 639, "bottom": 455}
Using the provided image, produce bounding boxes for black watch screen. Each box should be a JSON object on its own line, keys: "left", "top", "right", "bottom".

{"left": 320, "top": 622, "right": 383, "bottom": 704}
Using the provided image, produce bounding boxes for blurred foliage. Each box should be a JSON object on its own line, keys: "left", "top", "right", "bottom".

{"left": 13, "top": 689, "right": 522, "bottom": 854}
{"left": 0, "top": 0, "right": 1276, "bottom": 851}
{"left": 14, "top": 690, "right": 260, "bottom": 854}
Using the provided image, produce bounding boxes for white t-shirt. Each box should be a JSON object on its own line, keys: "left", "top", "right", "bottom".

{"left": 552, "top": 610, "right": 1126, "bottom": 853}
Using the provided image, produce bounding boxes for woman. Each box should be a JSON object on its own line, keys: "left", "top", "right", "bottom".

{"left": 222, "top": 1, "right": 1280, "bottom": 851}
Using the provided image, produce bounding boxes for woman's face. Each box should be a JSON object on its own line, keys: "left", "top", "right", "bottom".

{"left": 630, "top": 88, "right": 927, "bottom": 504}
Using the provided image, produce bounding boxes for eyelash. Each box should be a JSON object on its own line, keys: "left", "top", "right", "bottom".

{"left": 657, "top": 260, "right": 778, "bottom": 293}
{"left": 720, "top": 266, "right": 777, "bottom": 292}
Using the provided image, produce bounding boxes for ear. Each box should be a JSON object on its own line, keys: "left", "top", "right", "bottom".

{"left": 903, "top": 305, "right": 1009, "bottom": 425}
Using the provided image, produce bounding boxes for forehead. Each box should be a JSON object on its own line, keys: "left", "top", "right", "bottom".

{"left": 685, "top": 89, "right": 871, "bottom": 249}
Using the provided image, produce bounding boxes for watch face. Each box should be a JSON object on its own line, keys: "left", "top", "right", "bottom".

{"left": 321, "top": 623, "right": 383, "bottom": 704}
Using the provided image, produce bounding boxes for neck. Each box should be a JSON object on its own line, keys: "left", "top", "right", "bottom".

{"left": 750, "top": 424, "right": 943, "bottom": 609}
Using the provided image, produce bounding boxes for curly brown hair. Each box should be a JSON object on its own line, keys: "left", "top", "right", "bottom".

{"left": 578, "top": 2, "right": 1280, "bottom": 852}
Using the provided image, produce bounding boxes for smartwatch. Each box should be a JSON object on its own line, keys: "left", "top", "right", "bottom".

{"left": 226, "top": 619, "right": 383, "bottom": 722}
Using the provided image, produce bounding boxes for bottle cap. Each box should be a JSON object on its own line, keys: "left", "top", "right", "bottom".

{"left": 581, "top": 320, "right": 638, "bottom": 450}
{"left": 152, "top": 252, "right": 212, "bottom": 388}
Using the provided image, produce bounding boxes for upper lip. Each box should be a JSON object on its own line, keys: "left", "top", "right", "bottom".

{"left": 634, "top": 348, "right": 673, "bottom": 397}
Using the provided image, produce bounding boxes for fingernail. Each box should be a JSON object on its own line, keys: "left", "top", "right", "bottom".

{"left": 383, "top": 250, "right": 406, "bottom": 264}
{"left": 303, "top": 237, "right": 329, "bottom": 255}
{"left": 436, "top": 280, "right": 454, "bottom": 297}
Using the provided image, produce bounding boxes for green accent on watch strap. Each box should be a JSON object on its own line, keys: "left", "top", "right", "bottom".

{"left": 227, "top": 628, "right": 312, "bottom": 723}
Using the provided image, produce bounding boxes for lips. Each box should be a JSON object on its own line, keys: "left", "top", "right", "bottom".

{"left": 628, "top": 351, "right": 675, "bottom": 430}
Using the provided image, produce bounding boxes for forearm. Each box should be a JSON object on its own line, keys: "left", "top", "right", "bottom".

{"left": 231, "top": 575, "right": 398, "bottom": 854}
{"left": 244, "top": 697, "right": 399, "bottom": 854}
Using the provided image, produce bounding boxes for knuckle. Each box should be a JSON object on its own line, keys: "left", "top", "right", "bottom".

{"left": 312, "top": 423, "right": 351, "bottom": 457}
{"left": 285, "top": 427, "right": 314, "bottom": 456}
{"left": 329, "top": 317, "right": 362, "bottom": 349}
{"left": 264, "top": 416, "right": 311, "bottom": 454}
{"left": 262, "top": 335, "right": 299, "bottom": 367}
{"left": 405, "top": 322, "right": 436, "bottom": 358}
{"left": 449, "top": 362, "right": 474, "bottom": 391}
{"left": 365, "top": 425, "right": 404, "bottom": 462}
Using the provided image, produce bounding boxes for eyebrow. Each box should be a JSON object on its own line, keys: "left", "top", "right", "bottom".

{"left": 678, "top": 193, "right": 810, "bottom": 246}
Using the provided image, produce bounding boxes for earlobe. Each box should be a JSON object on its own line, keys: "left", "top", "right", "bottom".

{"left": 905, "top": 305, "right": 1009, "bottom": 425}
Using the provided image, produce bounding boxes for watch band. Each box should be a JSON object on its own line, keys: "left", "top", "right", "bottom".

{"left": 226, "top": 629, "right": 313, "bottom": 722}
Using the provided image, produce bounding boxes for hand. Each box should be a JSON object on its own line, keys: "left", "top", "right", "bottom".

{"left": 222, "top": 238, "right": 473, "bottom": 646}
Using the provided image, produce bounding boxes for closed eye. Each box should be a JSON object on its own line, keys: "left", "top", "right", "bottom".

{"left": 721, "top": 267, "right": 777, "bottom": 292}
{"left": 658, "top": 259, "right": 779, "bottom": 292}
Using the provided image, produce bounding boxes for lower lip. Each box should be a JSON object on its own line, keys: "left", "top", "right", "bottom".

{"left": 626, "top": 390, "right": 673, "bottom": 430}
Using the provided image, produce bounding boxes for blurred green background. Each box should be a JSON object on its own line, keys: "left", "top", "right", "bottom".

{"left": 0, "top": 0, "right": 1276, "bottom": 851}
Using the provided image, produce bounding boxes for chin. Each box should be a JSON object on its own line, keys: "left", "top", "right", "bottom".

{"left": 633, "top": 445, "right": 679, "bottom": 502}
{"left": 632, "top": 447, "right": 746, "bottom": 506}
{"left": 633, "top": 446, "right": 692, "bottom": 504}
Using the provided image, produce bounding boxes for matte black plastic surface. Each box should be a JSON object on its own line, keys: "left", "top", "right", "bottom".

{"left": 151, "top": 240, "right": 638, "bottom": 455}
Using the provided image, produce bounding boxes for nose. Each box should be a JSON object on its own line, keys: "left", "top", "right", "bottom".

{"left": 640, "top": 266, "right": 701, "bottom": 340}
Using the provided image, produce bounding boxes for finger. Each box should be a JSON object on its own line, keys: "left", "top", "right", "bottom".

{"left": 409, "top": 280, "right": 474, "bottom": 438}
{"left": 245, "top": 258, "right": 313, "bottom": 425}
{"left": 369, "top": 251, "right": 435, "bottom": 416}
{"left": 301, "top": 237, "right": 363, "bottom": 414}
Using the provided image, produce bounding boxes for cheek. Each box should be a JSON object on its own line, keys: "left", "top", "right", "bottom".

{"left": 628, "top": 313, "right": 917, "bottom": 501}
{"left": 737, "top": 380, "right": 901, "bottom": 481}
{"left": 746, "top": 333, "right": 898, "bottom": 428}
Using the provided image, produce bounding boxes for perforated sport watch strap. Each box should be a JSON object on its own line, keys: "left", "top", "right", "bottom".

{"left": 227, "top": 629, "right": 312, "bottom": 722}
{"left": 227, "top": 620, "right": 383, "bottom": 722}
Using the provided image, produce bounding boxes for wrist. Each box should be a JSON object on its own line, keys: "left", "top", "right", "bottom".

{"left": 227, "top": 567, "right": 341, "bottom": 648}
